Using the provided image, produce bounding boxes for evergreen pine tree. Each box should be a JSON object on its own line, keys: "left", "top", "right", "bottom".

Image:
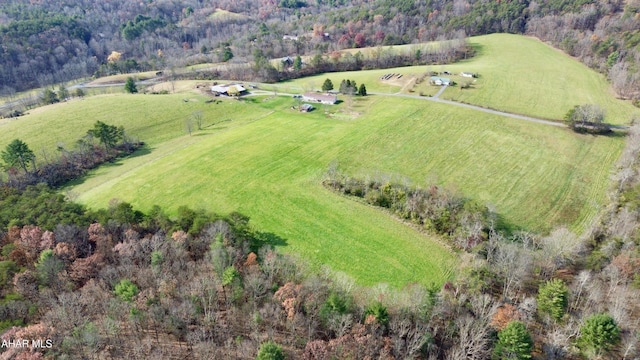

{"left": 493, "top": 321, "right": 533, "bottom": 360}
{"left": 124, "top": 77, "right": 138, "bottom": 93}
{"left": 322, "top": 78, "right": 334, "bottom": 92}
{"left": 358, "top": 83, "right": 367, "bottom": 96}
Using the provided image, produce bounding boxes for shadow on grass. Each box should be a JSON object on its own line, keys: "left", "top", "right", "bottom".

{"left": 63, "top": 176, "right": 88, "bottom": 188}
{"left": 468, "top": 42, "right": 486, "bottom": 57}
{"left": 493, "top": 212, "right": 526, "bottom": 237}
{"left": 251, "top": 231, "right": 288, "bottom": 253}
{"left": 122, "top": 144, "right": 152, "bottom": 159}
{"left": 203, "top": 119, "right": 232, "bottom": 128}
{"left": 600, "top": 128, "right": 628, "bottom": 138}
{"left": 193, "top": 127, "right": 223, "bottom": 135}
{"left": 240, "top": 97, "right": 259, "bottom": 104}
{"left": 102, "top": 145, "right": 153, "bottom": 166}
{"left": 61, "top": 145, "right": 153, "bottom": 187}
{"left": 451, "top": 42, "right": 485, "bottom": 65}
{"left": 191, "top": 126, "right": 230, "bottom": 136}
{"left": 570, "top": 126, "right": 628, "bottom": 138}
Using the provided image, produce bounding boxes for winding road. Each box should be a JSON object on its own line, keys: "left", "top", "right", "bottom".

{"left": 5, "top": 79, "right": 627, "bottom": 130}
{"left": 254, "top": 84, "right": 569, "bottom": 128}
{"left": 373, "top": 90, "right": 566, "bottom": 127}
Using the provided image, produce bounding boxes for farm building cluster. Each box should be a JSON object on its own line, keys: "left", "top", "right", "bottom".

{"left": 429, "top": 71, "right": 478, "bottom": 86}
{"left": 302, "top": 92, "right": 338, "bottom": 104}
{"left": 289, "top": 92, "right": 338, "bottom": 113}
{"left": 430, "top": 76, "right": 451, "bottom": 86}
{"left": 210, "top": 83, "right": 247, "bottom": 96}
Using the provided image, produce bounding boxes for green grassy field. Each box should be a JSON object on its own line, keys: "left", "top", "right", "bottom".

{"left": 0, "top": 94, "right": 258, "bottom": 151}
{"left": 280, "top": 34, "right": 638, "bottom": 123}
{"left": 67, "top": 95, "right": 457, "bottom": 286}
{"left": 87, "top": 71, "right": 158, "bottom": 86}
{"left": 0, "top": 91, "right": 623, "bottom": 285}
{"left": 0, "top": 34, "right": 631, "bottom": 287}
{"left": 60, "top": 93, "right": 621, "bottom": 281}
{"left": 335, "top": 96, "right": 622, "bottom": 233}
{"left": 438, "top": 34, "right": 637, "bottom": 123}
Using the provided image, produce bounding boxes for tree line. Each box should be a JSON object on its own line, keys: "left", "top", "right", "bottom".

{"left": 0, "top": 121, "right": 142, "bottom": 190}
{"left": 322, "top": 169, "right": 492, "bottom": 250}
{"left": 0, "top": 177, "right": 634, "bottom": 358}
{"left": 321, "top": 78, "right": 367, "bottom": 96}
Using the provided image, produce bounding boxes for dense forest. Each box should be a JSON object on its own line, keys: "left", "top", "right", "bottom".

{"left": 1, "top": 0, "right": 640, "bottom": 102}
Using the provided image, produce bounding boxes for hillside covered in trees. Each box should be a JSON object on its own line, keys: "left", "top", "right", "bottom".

{"left": 1, "top": 0, "right": 640, "bottom": 102}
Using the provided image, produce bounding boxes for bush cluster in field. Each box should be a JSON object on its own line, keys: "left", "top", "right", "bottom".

{"left": 323, "top": 172, "right": 493, "bottom": 250}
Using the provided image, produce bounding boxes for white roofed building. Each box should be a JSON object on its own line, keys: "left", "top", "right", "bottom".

{"left": 211, "top": 83, "right": 247, "bottom": 96}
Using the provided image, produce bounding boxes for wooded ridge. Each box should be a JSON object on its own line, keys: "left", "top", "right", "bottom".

{"left": 1, "top": 0, "right": 640, "bottom": 103}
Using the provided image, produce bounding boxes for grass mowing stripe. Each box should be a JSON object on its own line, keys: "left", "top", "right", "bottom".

{"left": 334, "top": 96, "right": 623, "bottom": 233}
{"left": 76, "top": 109, "right": 456, "bottom": 286}
{"left": 72, "top": 93, "right": 620, "bottom": 288}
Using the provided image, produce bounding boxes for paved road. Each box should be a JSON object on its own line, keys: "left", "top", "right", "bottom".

{"left": 0, "top": 78, "right": 163, "bottom": 112}
{"left": 371, "top": 91, "right": 566, "bottom": 127}
{"left": 252, "top": 84, "right": 567, "bottom": 128}
{"left": 432, "top": 85, "right": 448, "bottom": 99}
{"left": 5, "top": 81, "right": 624, "bottom": 131}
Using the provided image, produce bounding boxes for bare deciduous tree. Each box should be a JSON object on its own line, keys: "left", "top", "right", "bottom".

{"left": 192, "top": 110, "right": 204, "bottom": 130}
{"left": 445, "top": 314, "right": 492, "bottom": 360}
{"left": 492, "top": 242, "right": 533, "bottom": 298}
{"left": 536, "top": 227, "right": 582, "bottom": 279}
{"left": 185, "top": 118, "right": 193, "bottom": 136}
{"left": 571, "top": 270, "right": 592, "bottom": 312}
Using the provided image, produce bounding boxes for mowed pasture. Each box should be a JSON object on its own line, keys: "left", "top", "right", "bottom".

{"left": 2, "top": 90, "right": 622, "bottom": 285}
{"left": 2, "top": 94, "right": 457, "bottom": 286}
{"left": 334, "top": 96, "right": 623, "bottom": 233}
{"left": 0, "top": 93, "right": 264, "bottom": 151}
{"left": 63, "top": 93, "right": 621, "bottom": 275}
{"left": 0, "top": 34, "right": 631, "bottom": 286}
{"left": 438, "top": 34, "right": 637, "bottom": 123}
